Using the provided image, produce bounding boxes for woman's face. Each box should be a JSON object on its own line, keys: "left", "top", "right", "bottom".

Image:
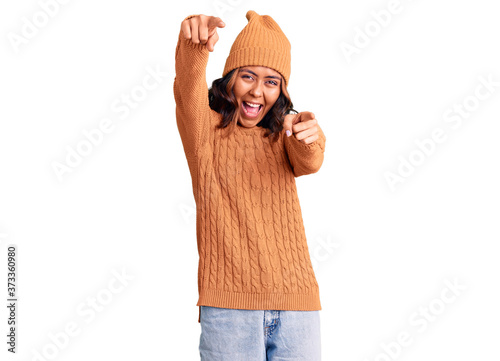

{"left": 232, "top": 66, "right": 282, "bottom": 128}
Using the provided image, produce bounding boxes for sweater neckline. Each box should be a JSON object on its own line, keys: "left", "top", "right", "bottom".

{"left": 235, "top": 123, "right": 267, "bottom": 135}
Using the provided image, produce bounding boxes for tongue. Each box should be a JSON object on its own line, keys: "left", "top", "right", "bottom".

{"left": 244, "top": 102, "right": 260, "bottom": 115}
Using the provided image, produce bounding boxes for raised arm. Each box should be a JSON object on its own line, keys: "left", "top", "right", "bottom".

{"left": 283, "top": 111, "right": 326, "bottom": 177}
{"left": 173, "top": 14, "right": 225, "bottom": 158}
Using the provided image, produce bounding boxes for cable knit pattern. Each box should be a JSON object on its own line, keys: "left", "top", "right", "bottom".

{"left": 173, "top": 15, "right": 326, "bottom": 323}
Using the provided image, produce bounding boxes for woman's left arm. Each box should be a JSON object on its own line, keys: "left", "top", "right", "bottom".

{"left": 283, "top": 111, "right": 326, "bottom": 177}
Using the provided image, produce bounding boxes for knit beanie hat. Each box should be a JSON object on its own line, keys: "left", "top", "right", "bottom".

{"left": 222, "top": 10, "right": 291, "bottom": 86}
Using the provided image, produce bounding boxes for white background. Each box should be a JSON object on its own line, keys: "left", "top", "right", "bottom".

{"left": 1, "top": 0, "right": 499, "bottom": 360}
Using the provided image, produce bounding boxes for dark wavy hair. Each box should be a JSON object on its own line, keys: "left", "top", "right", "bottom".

{"left": 208, "top": 68, "right": 298, "bottom": 143}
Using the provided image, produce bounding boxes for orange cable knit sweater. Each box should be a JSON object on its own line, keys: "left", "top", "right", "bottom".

{"left": 173, "top": 17, "right": 326, "bottom": 323}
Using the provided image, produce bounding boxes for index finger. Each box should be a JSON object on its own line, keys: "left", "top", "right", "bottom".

{"left": 207, "top": 16, "right": 225, "bottom": 29}
{"left": 292, "top": 116, "right": 317, "bottom": 133}
{"left": 299, "top": 111, "right": 315, "bottom": 122}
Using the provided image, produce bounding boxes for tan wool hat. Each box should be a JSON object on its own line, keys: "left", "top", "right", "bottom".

{"left": 222, "top": 10, "right": 291, "bottom": 86}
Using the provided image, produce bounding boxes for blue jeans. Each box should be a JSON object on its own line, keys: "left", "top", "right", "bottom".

{"left": 199, "top": 306, "right": 321, "bottom": 361}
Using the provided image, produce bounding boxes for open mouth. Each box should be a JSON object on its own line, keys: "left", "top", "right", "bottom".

{"left": 241, "top": 101, "right": 263, "bottom": 119}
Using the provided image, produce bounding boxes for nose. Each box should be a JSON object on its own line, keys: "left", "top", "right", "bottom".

{"left": 249, "top": 81, "right": 263, "bottom": 97}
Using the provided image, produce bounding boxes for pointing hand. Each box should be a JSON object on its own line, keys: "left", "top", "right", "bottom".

{"left": 181, "top": 15, "right": 225, "bottom": 52}
{"left": 283, "top": 111, "right": 320, "bottom": 145}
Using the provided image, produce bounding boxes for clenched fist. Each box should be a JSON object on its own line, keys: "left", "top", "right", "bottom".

{"left": 283, "top": 111, "right": 321, "bottom": 145}
{"left": 180, "top": 15, "right": 225, "bottom": 52}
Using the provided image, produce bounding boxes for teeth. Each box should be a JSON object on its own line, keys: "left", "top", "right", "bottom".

{"left": 245, "top": 101, "right": 261, "bottom": 108}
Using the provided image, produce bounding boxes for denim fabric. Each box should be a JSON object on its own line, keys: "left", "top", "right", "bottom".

{"left": 199, "top": 305, "right": 321, "bottom": 361}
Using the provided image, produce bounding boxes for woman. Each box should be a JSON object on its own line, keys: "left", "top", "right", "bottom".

{"left": 174, "top": 10, "right": 326, "bottom": 360}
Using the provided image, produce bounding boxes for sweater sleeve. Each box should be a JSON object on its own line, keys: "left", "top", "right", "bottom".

{"left": 284, "top": 123, "right": 326, "bottom": 177}
{"left": 173, "top": 14, "right": 211, "bottom": 159}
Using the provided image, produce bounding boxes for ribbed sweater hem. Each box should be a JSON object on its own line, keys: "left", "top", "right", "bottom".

{"left": 196, "top": 289, "right": 321, "bottom": 323}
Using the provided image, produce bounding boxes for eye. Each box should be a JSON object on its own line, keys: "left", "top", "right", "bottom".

{"left": 242, "top": 75, "right": 253, "bottom": 80}
{"left": 268, "top": 80, "right": 278, "bottom": 86}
